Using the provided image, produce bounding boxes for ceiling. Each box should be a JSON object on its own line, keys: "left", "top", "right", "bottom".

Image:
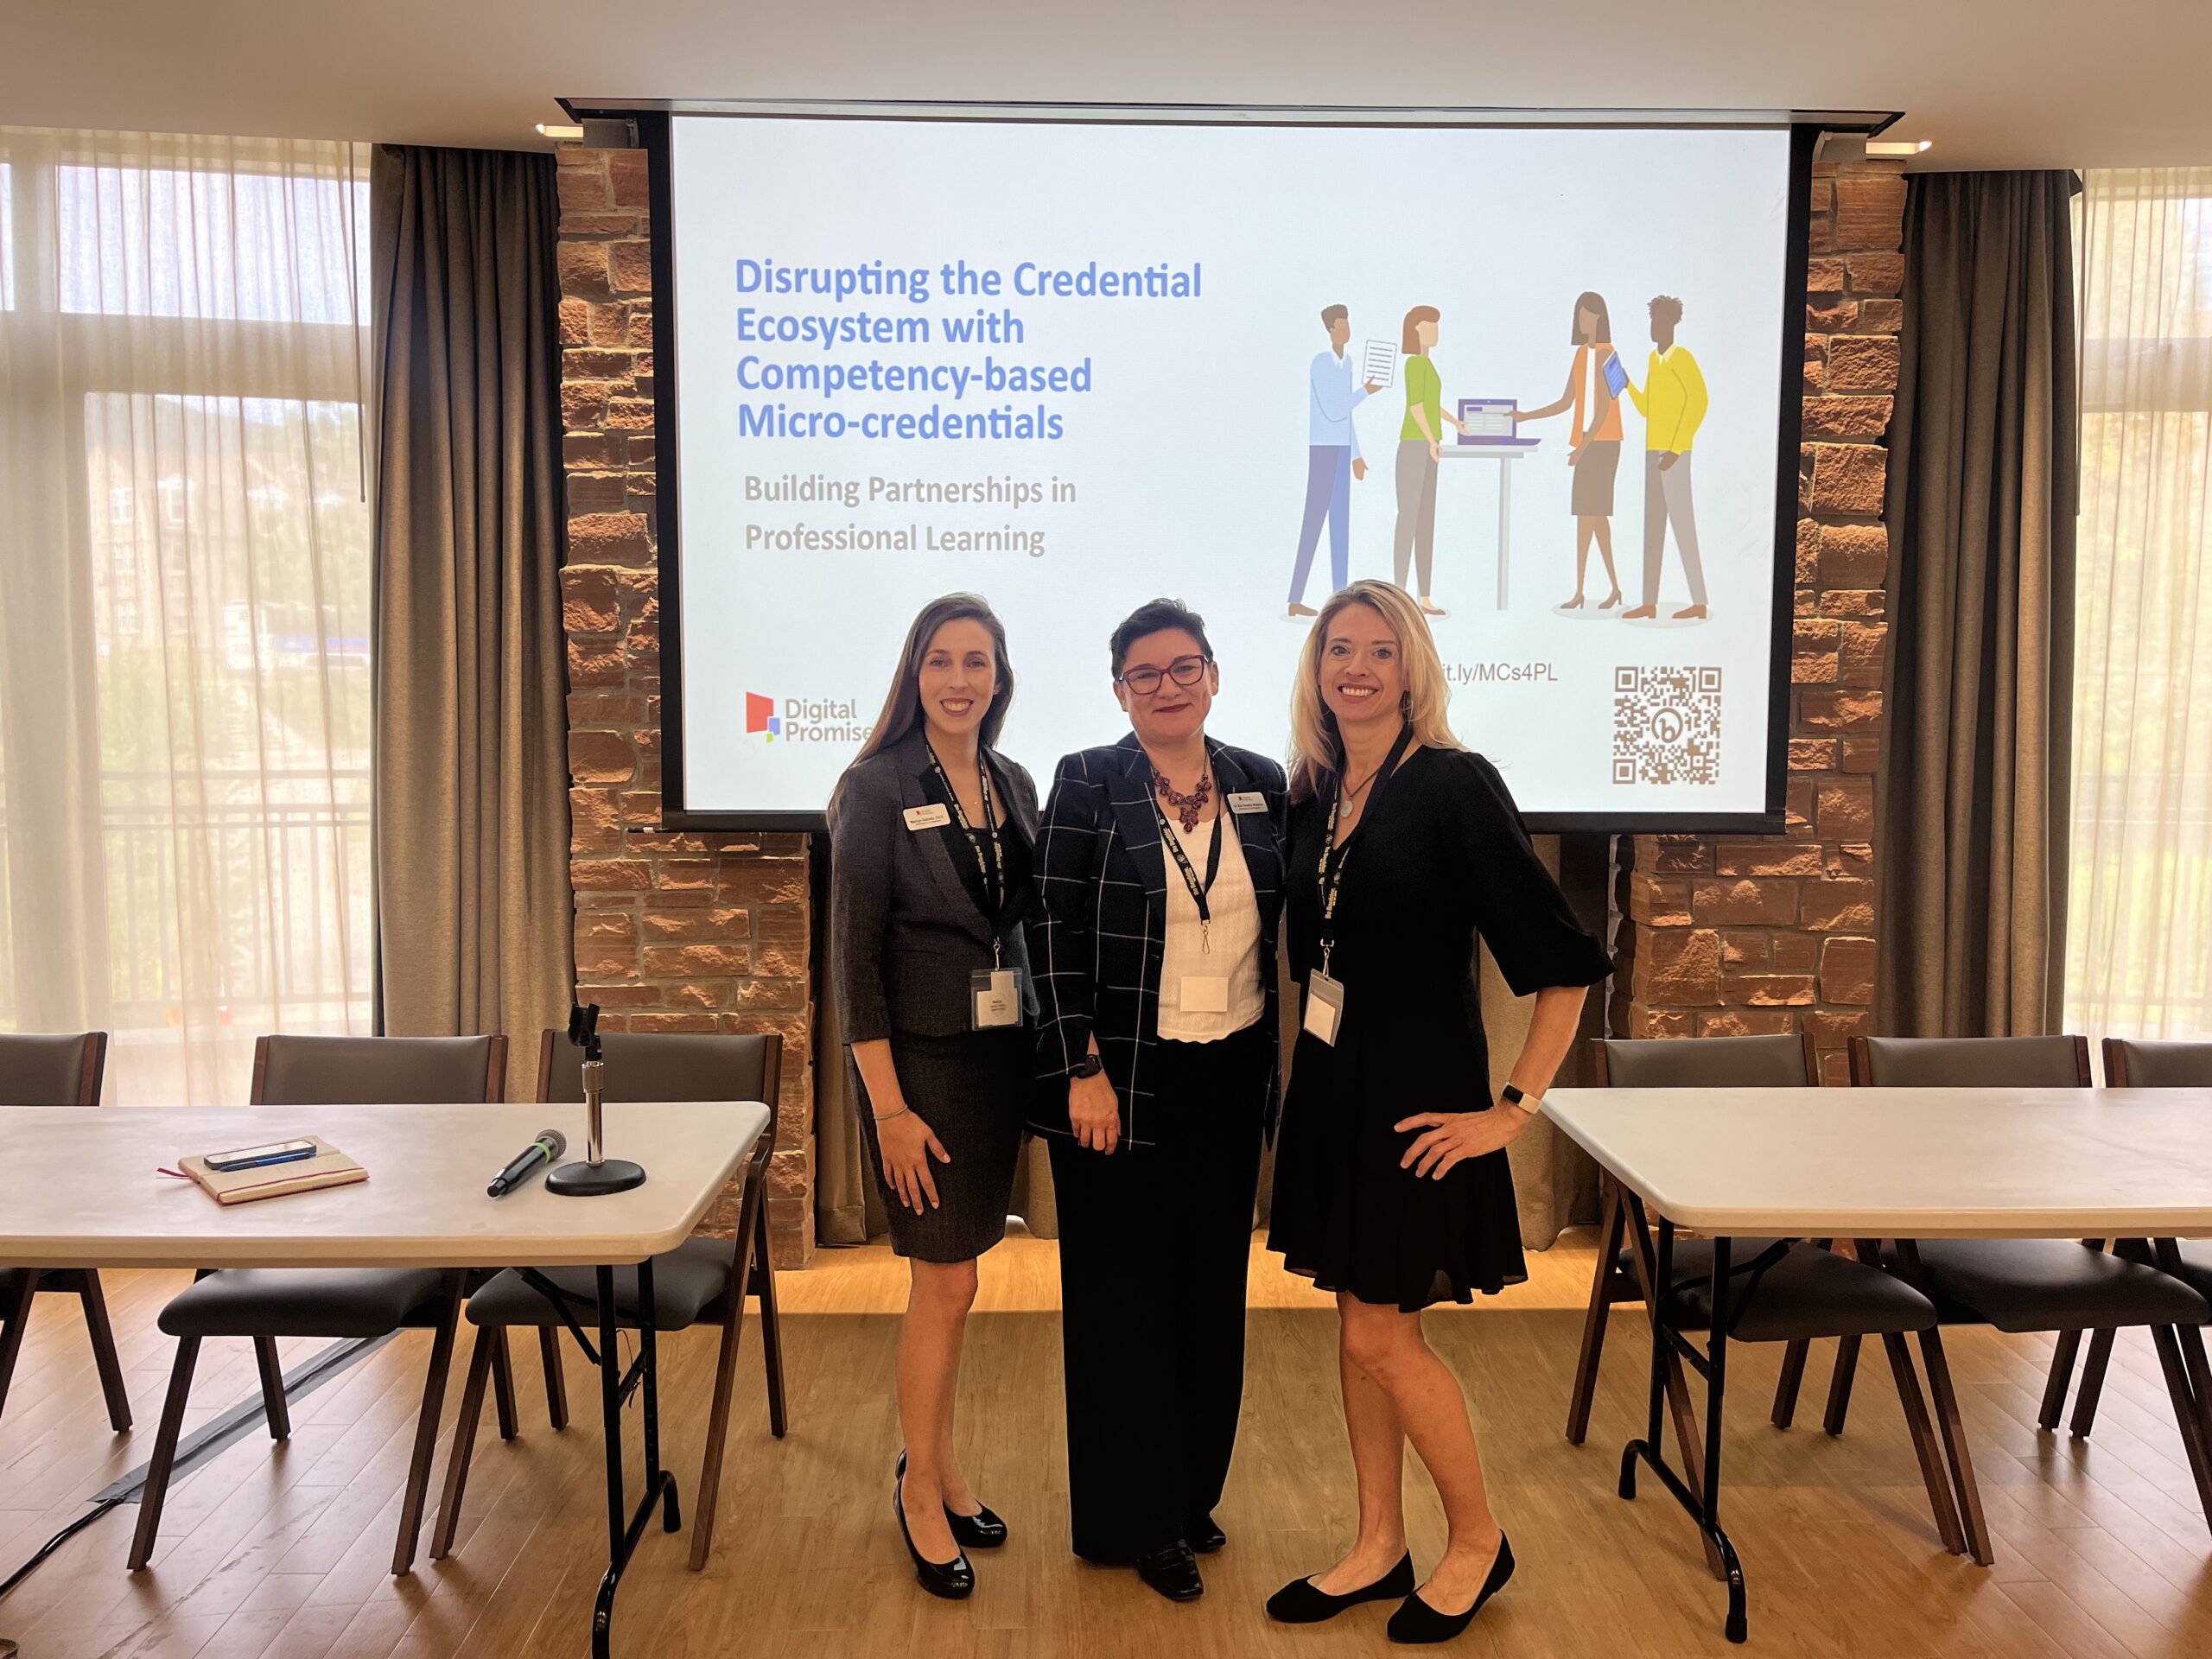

{"left": 3, "top": 1, "right": 2209, "bottom": 171}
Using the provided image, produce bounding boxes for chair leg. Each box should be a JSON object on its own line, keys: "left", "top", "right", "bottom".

{"left": 1567, "top": 1181, "right": 1625, "bottom": 1444}
{"left": 1879, "top": 1329, "right": 1966, "bottom": 1554}
{"left": 73, "top": 1271, "right": 133, "bottom": 1432}
{"left": 129, "top": 1335, "right": 202, "bottom": 1570}
{"left": 537, "top": 1325, "right": 569, "bottom": 1431}
{"left": 489, "top": 1326, "right": 519, "bottom": 1442}
{"left": 1770, "top": 1341, "right": 1811, "bottom": 1429}
{"left": 1822, "top": 1334, "right": 1861, "bottom": 1436}
{"left": 431, "top": 1324, "right": 497, "bottom": 1561}
{"left": 689, "top": 1288, "right": 753, "bottom": 1572}
{"left": 252, "top": 1336, "right": 290, "bottom": 1440}
{"left": 2039, "top": 1329, "right": 2082, "bottom": 1431}
{"left": 753, "top": 1182, "right": 787, "bottom": 1439}
{"left": 391, "top": 1273, "right": 467, "bottom": 1577}
{"left": 0, "top": 1270, "right": 38, "bottom": 1424}
{"left": 2069, "top": 1330, "right": 2116, "bottom": 1438}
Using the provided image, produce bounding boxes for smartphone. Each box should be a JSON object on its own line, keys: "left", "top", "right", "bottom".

{"left": 204, "top": 1139, "right": 319, "bottom": 1173}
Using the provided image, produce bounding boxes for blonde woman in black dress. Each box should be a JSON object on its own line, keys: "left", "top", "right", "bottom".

{"left": 1265, "top": 580, "right": 1611, "bottom": 1643}
{"left": 830, "top": 594, "right": 1039, "bottom": 1599}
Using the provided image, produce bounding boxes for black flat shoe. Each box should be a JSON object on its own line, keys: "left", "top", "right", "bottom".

{"left": 1387, "top": 1534, "right": 1514, "bottom": 1643}
{"left": 1267, "top": 1553, "right": 1414, "bottom": 1623}
{"left": 1136, "top": 1541, "right": 1205, "bottom": 1601}
{"left": 893, "top": 1471, "right": 975, "bottom": 1599}
{"left": 897, "top": 1451, "right": 1008, "bottom": 1548}
{"left": 1188, "top": 1513, "right": 1226, "bottom": 1554}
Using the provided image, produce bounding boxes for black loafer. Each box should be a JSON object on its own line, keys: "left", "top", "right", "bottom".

{"left": 1267, "top": 1553, "right": 1414, "bottom": 1623}
{"left": 898, "top": 1451, "right": 1008, "bottom": 1548}
{"left": 1388, "top": 1534, "right": 1514, "bottom": 1643}
{"left": 1188, "top": 1512, "right": 1226, "bottom": 1554}
{"left": 1136, "top": 1541, "right": 1205, "bottom": 1601}
{"left": 893, "top": 1470, "right": 975, "bottom": 1599}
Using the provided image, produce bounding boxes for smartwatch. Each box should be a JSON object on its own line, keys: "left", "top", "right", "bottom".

{"left": 1071, "top": 1053, "right": 1106, "bottom": 1080}
{"left": 1501, "top": 1084, "right": 1541, "bottom": 1116}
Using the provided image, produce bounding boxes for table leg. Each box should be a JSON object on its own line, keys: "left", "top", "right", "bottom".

{"left": 1620, "top": 1193, "right": 1722, "bottom": 1577}
{"left": 1497, "top": 456, "right": 1511, "bottom": 608}
{"left": 588, "top": 1262, "right": 680, "bottom": 1659}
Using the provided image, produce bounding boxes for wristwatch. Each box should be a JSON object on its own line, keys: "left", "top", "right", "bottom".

{"left": 1501, "top": 1084, "right": 1541, "bottom": 1117}
{"left": 1071, "top": 1052, "right": 1106, "bottom": 1080}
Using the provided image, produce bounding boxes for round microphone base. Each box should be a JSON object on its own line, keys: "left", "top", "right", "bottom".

{"left": 546, "top": 1158, "right": 646, "bottom": 1197}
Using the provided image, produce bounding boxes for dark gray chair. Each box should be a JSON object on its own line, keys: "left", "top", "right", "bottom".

{"left": 0, "top": 1032, "right": 130, "bottom": 1433}
{"left": 130, "top": 1033, "right": 510, "bottom": 1576}
{"left": 1570, "top": 1033, "right": 1823, "bottom": 1443}
{"left": 1840, "top": 1036, "right": 2209, "bottom": 1485}
{"left": 432, "top": 1030, "right": 786, "bottom": 1573}
{"left": 2044, "top": 1037, "right": 2212, "bottom": 1439}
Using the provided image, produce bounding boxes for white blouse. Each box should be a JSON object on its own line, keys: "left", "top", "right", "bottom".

{"left": 1154, "top": 811, "right": 1266, "bottom": 1043}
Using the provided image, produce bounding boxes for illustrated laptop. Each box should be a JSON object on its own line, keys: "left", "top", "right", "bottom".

{"left": 1456, "top": 398, "right": 1540, "bottom": 448}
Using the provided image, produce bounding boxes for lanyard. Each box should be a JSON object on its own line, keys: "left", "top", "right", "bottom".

{"left": 925, "top": 741, "right": 1005, "bottom": 946}
{"left": 1151, "top": 774, "right": 1225, "bottom": 953}
{"left": 1315, "top": 722, "right": 1414, "bottom": 976}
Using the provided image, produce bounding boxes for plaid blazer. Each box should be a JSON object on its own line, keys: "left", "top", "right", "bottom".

{"left": 1028, "top": 732, "right": 1287, "bottom": 1147}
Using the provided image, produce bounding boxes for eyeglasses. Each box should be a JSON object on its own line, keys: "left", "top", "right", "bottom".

{"left": 1116, "top": 655, "right": 1211, "bottom": 696}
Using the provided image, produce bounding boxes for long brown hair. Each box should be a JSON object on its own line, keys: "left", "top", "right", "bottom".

{"left": 848, "top": 593, "right": 1016, "bottom": 769}
{"left": 1287, "top": 581, "right": 1461, "bottom": 803}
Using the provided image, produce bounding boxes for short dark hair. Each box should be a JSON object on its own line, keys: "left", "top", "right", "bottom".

{"left": 1109, "top": 598, "right": 1212, "bottom": 676}
{"left": 1319, "top": 303, "right": 1348, "bottom": 329}
{"left": 1649, "top": 294, "right": 1684, "bottom": 327}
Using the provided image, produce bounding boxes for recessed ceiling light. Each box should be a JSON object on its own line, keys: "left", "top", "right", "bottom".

{"left": 536, "top": 124, "right": 584, "bottom": 141}
{"left": 1866, "top": 140, "right": 1932, "bottom": 158}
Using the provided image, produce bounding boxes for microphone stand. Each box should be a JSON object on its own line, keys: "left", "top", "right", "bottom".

{"left": 547, "top": 1002, "right": 647, "bottom": 1196}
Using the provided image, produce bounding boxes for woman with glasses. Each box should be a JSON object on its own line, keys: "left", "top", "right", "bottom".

{"left": 1263, "top": 581, "right": 1611, "bottom": 1643}
{"left": 1030, "top": 597, "right": 1287, "bottom": 1604}
{"left": 830, "top": 594, "right": 1040, "bottom": 1600}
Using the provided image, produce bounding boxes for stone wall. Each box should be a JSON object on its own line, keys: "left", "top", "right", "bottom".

{"left": 555, "top": 142, "right": 815, "bottom": 1263}
{"left": 1611, "top": 160, "right": 1904, "bottom": 1084}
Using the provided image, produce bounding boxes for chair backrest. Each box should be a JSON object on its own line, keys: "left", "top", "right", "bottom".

{"left": 251, "top": 1034, "right": 507, "bottom": 1105}
{"left": 0, "top": 1031, "right": 108, "bottom": 1107}
{"left": 1592, "top": 1032, "right": 1816, "bottom": 1088}
{"left": 1848, "top": 1034, "right": 2092, "bottom": 1089}
{"left": 2103, "top": 1038, "right": 2212, "bottom": 1089}
{"left": 535, "top": 1029, "right": 783, "bottom": 1109}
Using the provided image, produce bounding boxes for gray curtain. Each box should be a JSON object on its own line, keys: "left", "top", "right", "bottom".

{"left": 370, "top": 146, "right": 572, "bottom": 1094}
{"left": 1876, "top": 171, "right": 2079, "bottom": 1037}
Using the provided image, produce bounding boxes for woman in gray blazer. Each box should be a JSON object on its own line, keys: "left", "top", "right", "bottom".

{"left": 829, "top": 593, "right": 1039, "bottom": 1601}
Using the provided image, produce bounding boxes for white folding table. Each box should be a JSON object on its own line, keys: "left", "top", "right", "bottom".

{"left": 1545, "top": 1085, "right": 2212, "bottom": 1645}
{"left": 0, "top": 1098, "right": 769, "bottom": 1659}
{"left": 1438, "top": 443, "right": 1531, "bottom": 607}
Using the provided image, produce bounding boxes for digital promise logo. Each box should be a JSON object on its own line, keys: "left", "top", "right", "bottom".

{"left": 745, "top": 692, "right": 781, "bottom": 741}
{"left": 743, "top": 691, "right": 869, "bottom": 746}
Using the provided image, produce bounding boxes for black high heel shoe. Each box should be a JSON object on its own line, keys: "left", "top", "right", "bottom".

{"left": 1266, "top": 1552, "right": 1414, "bottom": 1623}
{"left": 898, "top": 1450, "right": 1008, "bottom": 1548}
{"left": 893, "top": 1465, "right": 975, "bottom": 1599}
{"left": 1387, "top": 1534, "right": 1514, "bottom": 1644}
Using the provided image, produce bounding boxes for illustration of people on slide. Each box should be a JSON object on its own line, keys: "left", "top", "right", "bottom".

{"left": 1287, "top": 304, "right": 1381, "bottom": 618}
{"left": 1394, "top": 306, "right": 1466, "bottom": 617}
{"left": 1622, "top": 295, "right": 1711, "bottom": 621}
{"left": 1513, "top": 290, "right": 1625, "bottom": 611}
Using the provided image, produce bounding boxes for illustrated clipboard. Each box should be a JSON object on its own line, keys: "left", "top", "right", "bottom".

{"left": 1360, "top": 339, "right": 1396, "bottom": 389}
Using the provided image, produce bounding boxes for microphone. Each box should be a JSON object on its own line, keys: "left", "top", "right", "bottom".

{"left": 488, "top": 1129, "right": 568, "bottom": 1198}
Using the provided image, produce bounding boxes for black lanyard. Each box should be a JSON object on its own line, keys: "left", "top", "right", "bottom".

{"left": 925, "top": 741, "right": 1005, "bottom": 926}
{"left": 1315, "top": 723, "right": 1414, "bottom": 976}
{"left": 1151, "top": 772, "right": 1225, "bottom": 952}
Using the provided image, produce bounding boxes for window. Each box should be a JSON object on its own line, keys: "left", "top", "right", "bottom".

{"left": 0, "top": 130, "right": 374, "bottom": 1105}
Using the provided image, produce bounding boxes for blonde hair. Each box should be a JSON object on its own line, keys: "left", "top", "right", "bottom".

{"left": 1287, "top": 581, "right": 1460, "bottom": 803}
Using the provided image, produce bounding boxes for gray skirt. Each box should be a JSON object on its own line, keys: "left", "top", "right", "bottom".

{"left": 1571, "top": 439, "right": 1620, "bottom": 516}
{"left": 851, "top": 1027, "right": 1031, "bottom": 1262}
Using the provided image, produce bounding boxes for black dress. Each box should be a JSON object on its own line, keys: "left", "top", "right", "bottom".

{"left": 1267, "top": 747, "right": 1613, "bottom": 1310}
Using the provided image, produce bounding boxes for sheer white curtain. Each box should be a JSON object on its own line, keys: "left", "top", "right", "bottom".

{"left": 2066, "top": 168, "right": 2212, "bottom": 1042}
{"left": 0, "top": 129, "right": 374, "bottom": 1103}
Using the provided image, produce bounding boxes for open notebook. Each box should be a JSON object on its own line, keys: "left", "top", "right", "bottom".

{"left": 177, "top": 1138, "right": 367, "bottom": 1206}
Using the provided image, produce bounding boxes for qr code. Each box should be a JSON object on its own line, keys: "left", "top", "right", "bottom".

{"left": 1613, "top": 666, "right": 1722, "bottom": 785}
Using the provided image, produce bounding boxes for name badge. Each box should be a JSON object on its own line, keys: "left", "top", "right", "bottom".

{"left": 903, "top": 803, "right": 952, "bottom": 831}
{"left": 971, "top": 969, "right": 1020, "bottom": 1029}
{"left": 1228, "top": 791, "right": 1268, "bottom": 815}
{"left": 1302, "top": 969, "right": 1345, "bottom": 1046}
{"left": 1180, "top": 976, "right": 1230, "bottom": 1014}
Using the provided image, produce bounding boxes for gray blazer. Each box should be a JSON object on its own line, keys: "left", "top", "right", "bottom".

{"left": 829, "top": 728, "right": 1041, "bottom": 1042}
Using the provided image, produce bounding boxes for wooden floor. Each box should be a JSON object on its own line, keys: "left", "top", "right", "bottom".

{"left": 3, "top": 1229, "right": 2211, "bottom": 1656}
